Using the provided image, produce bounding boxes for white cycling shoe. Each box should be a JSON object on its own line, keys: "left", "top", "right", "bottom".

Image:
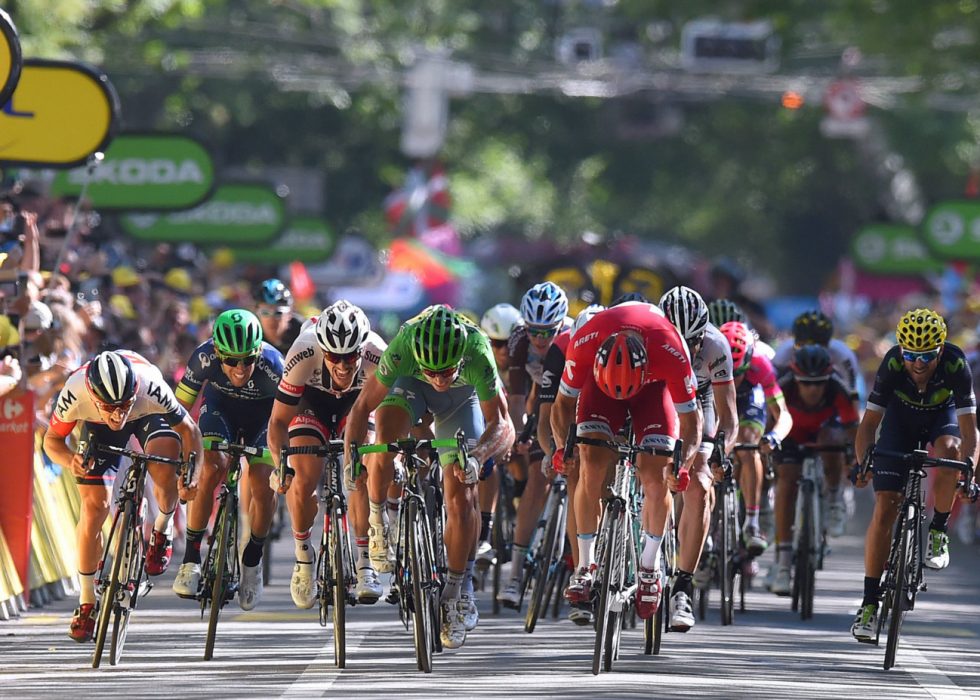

{"left": 771, "top": 565, "right": 792, "bottom": 596}
{"left": 440, "top": 598, "right": 468, "bottom": 649}
{"left": 669, "top": 590, "right": 695, "bottom": 632}
{"left": 290, "top": 562, "right": 317, "bottom": 609}
{"left": 460, "top": 593, "right": 479, "bottom": 631}
{"left": 239, "top": 562, "right": 263, "bottom": 611}
{"left": 497, "top": 579, "right": 522, "bottom": 608}
{"left": 368, "top": 523, "right": 393, "bottom": 574}
{"left": 172, "top": 562, "right": 201, "bottom": 599}
{"left": 355, "top": 568, "right": 383, "bottom": 604}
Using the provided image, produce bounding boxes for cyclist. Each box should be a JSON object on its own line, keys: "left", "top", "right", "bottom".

{"left": 268, "top": 300, "right": 387, "bottom": 607}
{"left": 709, "top": 297, "right": 776, "bottom": 361}
{"left": 476, "top": 303, "right": 524, "bottom": 568}
{"left": 498, "top": 282, "right": 570, "bottom": 608}
{"left": 170, "top": 310, "right": 283, "bottom": 610}
{"left": 551, "top": 301, "right": 703, "bottom": 630}
{"left": 769, "top": 345, "right": 859, "bottom": 596}
{"left": 344, "top": 304, "right": 515, "bottom": 650}
{"left": 851, "top": 309, "right": 978, "bottom": 641}
{"left": 720, "top": 321, "right": 793, "bottom": 560}
{"left": 43, "top": 351, "right": 203, "bottom": 642}
{"left": 254, "top": 278, "right": 305, "bottom": 355}
{"left": 659, "top": 286, "right": 738, "bottom": 630}
{"left": 774, "top": 310, "right": 860, "bottom": 537}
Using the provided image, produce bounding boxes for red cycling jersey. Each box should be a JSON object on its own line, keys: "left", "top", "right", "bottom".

{"left": 560, "top": 302, "right": 698, "bottom": 413}
{"left": 779, "top": 373, "right": 859, "bottom": 444}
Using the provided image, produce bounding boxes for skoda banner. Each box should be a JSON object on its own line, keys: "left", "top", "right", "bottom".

{"left": 121, "top": 183, "right": 285, "bottom": 244}
{"left": 0, "top": 59, "right": 118, "bottom": 168}
{"left": 922, "top": 201, "right": 980, "bottom": 260}
{"left": 50, "top": 133, "right": 214, "bottom": 210}
{"left": 227, "top": 217, "right": 336, "bottom": 264}
{"left": 851, "top": 224, "right": 943, "bottom": 275}
{"left": 0, "top": 9, "right": 22, "bottom": 108}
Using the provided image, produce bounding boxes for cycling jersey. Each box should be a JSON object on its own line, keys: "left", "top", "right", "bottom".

{"left": 49, "top": 350, "right": 186, "bottom": 438}
{"left": 866, "top": 343, "right": 976, "bottom": 415}
{"left": 694, "top": 323, "right": 734, "bottom": 394}
{"left": 376, "top": 314, "right": 500, "bottom": 402}
{"left": 175, "top": 340, "right": 284, "bottom": 405}
{"left": 273, "top": 313, "right": 306, "bottom": 356}
{"left": 559, "top": 302, "right": 698, "bottom": 413}
{"left": 778, "top": 373, "right": 858, "bottom": 445}
{"left": 744, "top": 352, "right": 783, "bottom": 403}
{"left": 277, "top": 327, "right": 386, "bottom": 405}
{"left": 773, "top": 338, "right": 859, "bottom": 397}
{"left": 538, "top": 330, "right": 572, "bottom": 405}
{"left": 507, "top": 318, "right": 572, "bottom": 396}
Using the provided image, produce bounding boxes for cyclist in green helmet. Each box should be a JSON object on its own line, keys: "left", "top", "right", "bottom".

{"left": 345, "top": 304, "right": 515, "bottom": 651}
{"left": 171, "top": 308, "right": 285, "bottom": 611}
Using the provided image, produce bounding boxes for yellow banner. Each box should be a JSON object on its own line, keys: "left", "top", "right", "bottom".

{"left": 0, "top": 9, "right": 21, "bottom": 107}
{"left": 0, "top": 59, "right": 118, "bottom": 168}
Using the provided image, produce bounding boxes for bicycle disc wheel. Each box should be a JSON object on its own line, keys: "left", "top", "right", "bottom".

{"left": 330, "top": 504, "right": 347, "bottom": 668}
{"left": 93, "top": 504, "right": 130, "bottom": 669}
{"left": 409, "top": 500, "right": 434, "bottom": 674}
{"left": 525, "top": 491, "right": 565, "bottom": 634}
{"left": 204, "top": 501, "right": 231, "bottom": 661}
{"left": 884, "top": 519, "right": 912, "bottom": 670}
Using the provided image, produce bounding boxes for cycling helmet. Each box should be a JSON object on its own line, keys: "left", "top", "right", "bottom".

{"left": 594, "top": 333, "right": 647, "bottom": 400}
{"left": 612, "top": 291, "right": 648, "bottom": 306}
{"left": 707, "top": 298, "right": 745, "bottom": 327}
{"left": 86, "top": 351, "right": 138, "bottom": 405}
{"left": 316, "top": 300, "right": 370, "bottom": 354}
{"left": 520, "top": 282, "right": 568, "bottom": 327}
{"left": 792, "top": 310, "right": 833, "bottom": 346}
{"left": 720, "top": 321, "right": 755, "bottom": 374}
{"left": 573, "top": 304, "right": 605, "bottom": 334}
{"left": 659, "top": 286, "right": 709, "bottom": 343}
{"left": 480, "top": 303, "right": 523, "bottom": 341}
{"left": 255, "top": 278, "right": 292, "bottom": 307}
{"left": 896, "top": 308, "right": 947, "bottom": 352}
{"left": 411, "top": 305, "right": 468, "bottom": 371}
{"left": 213, "top": 309, "right": 263, "bottom": 356}
{"left": 791, "top": 345, "right": 833, "bottom": 381}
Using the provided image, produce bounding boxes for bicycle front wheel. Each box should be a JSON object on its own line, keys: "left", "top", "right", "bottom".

{"left": 204, "top": 499, "right": 233, "bottom": 661}
{"left": 409, "top": 499, "right": 434, "bottom": 673}
{"left": 592, "top": 503, "right": 622, "bottom": 675}
{"left": 884, "top": 515, "right": 913, "bottom": 670}
{"left": 525, "top": 489, "right": 566, "bottom": 634}
{"left": 720, "top": 486, "right": 736, "bottom": 626}
{"left": 93, "top": 504, "right": 130, "bottom": 669}
{"left": 330, "top": 502, "right": 350, "bottom": 668}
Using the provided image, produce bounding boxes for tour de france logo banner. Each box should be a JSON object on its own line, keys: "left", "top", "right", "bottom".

{"left": 0, "top": 58, "right": 119, "bottom": 168}
{"left": 50, "top": 133, "right": 215, "bottom": 211}
{"left": 0, "top": 8, "right": 22, "bottom": 108}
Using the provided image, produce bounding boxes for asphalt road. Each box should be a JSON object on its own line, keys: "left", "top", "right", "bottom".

{"left": 3, "top": 489, "right": 980, "bottom": 699}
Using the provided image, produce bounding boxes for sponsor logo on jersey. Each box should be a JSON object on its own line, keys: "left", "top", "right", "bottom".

{"left": 541, "top": 369, "right": 555, "bottom": 388}
{"left": 147, "top": 381, "right": 177, "bottom": 412}
{"left": 578, "top": 421, "right": 613, "bottom": 438}
{"left": 709, "top": 355, "right": 726, "bottom": 370}
{"left": 363, "top": 350, "right": 381, "bottom": 365}
{"left": 564, "top": 359, "right": 577, "bottom": 381}
{"left": 662, "top": 342, "right": 687, "bottom": 363}
{"left": 56, "top": 388, "right": 77, "bottom": 417}
{"left": 574, "top": 331, "right": 599, "bottom": 348}
{"left": 199, "top": 352, "right": 212, "bottom": 369}
{"left": 284, "top": 346, "right": 315, "bottom": 373}
{"left": 713, "top": 369, "right": 728, "bottom": 379}
{"left": 684, "top": 373, "right": 696, "bottom": 395}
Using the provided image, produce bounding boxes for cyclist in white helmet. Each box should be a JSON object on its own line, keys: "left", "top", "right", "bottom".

{"left": 659, "top": 285, "right": 738, "bottom": 631}
{"left": 268, "top": 300, "right": 389, "bottom": 607}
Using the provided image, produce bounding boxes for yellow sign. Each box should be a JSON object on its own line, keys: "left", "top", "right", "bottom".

{"left": 0, "top": 59, "right": 118, "bottom": 168}
{"left": 0, "top": 9, "right": 21, "bottom": 107}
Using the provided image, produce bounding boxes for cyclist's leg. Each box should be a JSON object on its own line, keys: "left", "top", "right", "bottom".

{"left": 505, "top": 441, "right": 548, "bottom": 600}
{"left": 678, "top": 394, "right": 716, "bottom": 575}
{"left": 926, "top": 407, "right": 962, "bottom": 568}
{"left": 772, "top": 442, "right": 802, "bottom": 595}
{"left": 736, "top": 385, "right": 767, "bottom": 540}
{"left": 181, "top": 401, "right": 233, "bottom": 565}
{"left": 140, "top": 416, "right": 182, "bottom": 576}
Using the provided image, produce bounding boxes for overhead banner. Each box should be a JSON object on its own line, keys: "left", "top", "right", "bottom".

{"left": 0, "top": 9, "right": 22, "bottom": 108}
{"left": 0, "top": 59, "right": 119, "bottom": 168}
{"left": 50, "top": 133, "right": 214, "bottom": 210}
{"left": 851, "top": 224, "right": 943, "bottom": 275}
{"left": 922, "top": 201, "right": 980, "bottom": 260}
{"left": 226, "top": 217, "right": 336, "bottom": 264}
{"left": 121, "top": 183, "right": 285, "bottom": 244}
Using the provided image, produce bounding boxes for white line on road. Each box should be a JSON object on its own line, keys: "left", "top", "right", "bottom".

{"left": 899, "top": 642, "right": 973, "bottom": 699}
{"left": 279, "top": 626, "right": 364, "bottom": 698}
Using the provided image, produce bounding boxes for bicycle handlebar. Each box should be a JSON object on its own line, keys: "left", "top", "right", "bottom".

{"left": 869, "top": 447, "right": 971, "bottom": 475}
{"left": 82, "top": 441, "right": 196, "bottom": 491}
{"left": 208, "top": 439, "right": 271, "bottom": 460}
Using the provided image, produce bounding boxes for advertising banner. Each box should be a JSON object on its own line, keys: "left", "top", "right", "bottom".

{"left": 922, "top": 201, "right": 980, "bottom": 260}
{"left": 121, "top": 183, "right": 285, "bottom": 244}
{"left": 50, "top": 133, "right": 214, "bottom": 210}
{"left": 227, "top": 217, "right": 335, "bottom": 264}
{"left": 851, "top": 224, "right": 943, "bottom": 275}
{"left": 0, "top": 391, "right": 35, "bottom": 600}
{"left": 0, "top": 59, "right": 118, "bottom": 168}
{"left": 0, "top": 8, "right": 22, "bottom": 107}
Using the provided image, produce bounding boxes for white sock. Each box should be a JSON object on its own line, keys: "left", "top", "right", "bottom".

{"left": 641, "top": 533, "right": 663, "bottom": 570}
{"left": 294, "top": 529, "right": 314, "bottom": 564}
{"left": 154, "top": 508, "right": 175, "bottom": 536}
{"left": 577, "top": 533, "right": 595, "bottom": 570}
{"left": 369, "top": 500, "right": 386, "bottom": 528}
{"left": 745, "top": 510, "right": 760, "bottom": 530}
{"left": 78, "top": 572, "right": 96, "bottom": 605}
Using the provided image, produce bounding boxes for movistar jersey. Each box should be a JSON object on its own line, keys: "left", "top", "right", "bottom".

{"left": 376, "top": 313, "right": 501, "bottom": 402}
{"left": 866, "top": 343, "right": 976, "bottom": 415}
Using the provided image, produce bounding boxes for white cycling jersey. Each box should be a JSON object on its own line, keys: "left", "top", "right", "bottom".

{"left": 693, "top": 323, "right": 734, "bottom": 395}
{"left": 277, "top": 326, "right": 387, "bottom": 402}
{"left": 773, "top": 337, "right": 859, "bottom": 396}
{"left": 50, "top": 351, "right": 185, "bottom": 435}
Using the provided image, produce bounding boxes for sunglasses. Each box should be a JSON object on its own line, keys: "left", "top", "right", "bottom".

{"left": 527, "top": 324, "right": 560, "bottom": 340}
{"left": 421, "top": 365, "right": 459, "bottom": 380}
{"left": 326, "top": 349, "right": 360, "bottom": 364}
{"left": 490, "top": 338, "right": 509, "bottom": 349}
{"left": 219, "top": 353, "right": 259, "bottom": 367}
{"left": 257, "top": 308, "right": 289, "bottom": 318}
{"left": 902, "top": 348, "right": 940, "bottom": 364}
{"left": 795, "top": 376, "right": 829, "bottom": 384}
{"left": 95, "top": 397, "right": 136, "bottom": 415}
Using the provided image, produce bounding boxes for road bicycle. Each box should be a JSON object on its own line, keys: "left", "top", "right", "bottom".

{"left": 695, "top": 431, "right": 740, "bottom": 626}
{"left": 522, "top": 470, "right": 569, "bottom": 633}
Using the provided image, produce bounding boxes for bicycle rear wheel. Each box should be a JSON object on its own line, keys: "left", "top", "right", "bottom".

{"left": 330, "top": 502, "right": 349, "bottom": 668}
{"left": 884, "top": 517, "right": 913, "bottom": 670}
{"left": 204, "top": 498, "right": 234, "bottom": 661}
{"left": 93, "top": 504, "right": 130, "bottom": 669}
{"left": 799, "top": 491, "right": 815, "bottom": 621}
{"left": 525, "top": 489, "right": 565, "bottom": 633}
{"left": 409, "top": 499, "right": 434, "bottom": 673}
{"left": 591, "top": 504, "right": 619, "bottom": 675}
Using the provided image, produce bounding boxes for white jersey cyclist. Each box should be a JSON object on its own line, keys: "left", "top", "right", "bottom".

{"left": 277, "top": 325, "right": 387, "bottom": 403}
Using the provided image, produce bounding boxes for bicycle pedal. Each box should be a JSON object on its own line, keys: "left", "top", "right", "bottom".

{"left": 386, "top": 590, "right": 400, "bottom": 605}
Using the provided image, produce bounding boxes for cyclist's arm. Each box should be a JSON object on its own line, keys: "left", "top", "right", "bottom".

{"left": 472, "top": 389, "right": 515, "bottom": 464}
{"left": 172, "top": 412, "right": 204, "bottom": 472}
{"left": 537, "top": 401, "right": 554, "bottom": 456}
{"left": 766, "top": 393, "right": 793, "bottom": 443}
{"left": 956, "top": 412, "right": 978, "bottom": 477}
{"left": 714, "top": 379, "right": 738, "bottom": 454}
{"left": 854, "top": 406, "right": 884, "bottom": 463}
{"left": 42, "top": 425, "right": 79, "bottom": 475}
{"left": 551, "top": 391, "right": 576, "bottom": 452}
{"left": 268, "top": 399, "right": 300, "bottom": 468}
{"left": 344, "top": 372, "right": 390, "bottom": 461}
{"left": 677, "top": 405, "right": 703, "bottom": 470}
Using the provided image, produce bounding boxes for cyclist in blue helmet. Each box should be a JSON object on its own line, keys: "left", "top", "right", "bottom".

{"left": 253, "top": 278, "right": 303, "bottom": 354}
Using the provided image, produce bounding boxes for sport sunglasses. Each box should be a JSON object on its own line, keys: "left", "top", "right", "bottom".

{"left": 902, "top": 348, "right": 940, "bottom": 364}
{"left": 422, "top": 365, "right": 459, "bottom": 379}
{"left": 526, "top": 324, "right": 560, "bottom": 339}
{"left": 219, "top": 353, "right": 259, "bottom": 367}
{"left": 326, "top": 349, "right": 361, "bottom": 364}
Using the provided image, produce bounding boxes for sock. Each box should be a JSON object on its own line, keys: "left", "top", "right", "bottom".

{"left": 443, "top": 569, "right": 465, "bottom": 602}
{"left": 463, "top": 559, "right": 476, "bottom": 597}
{"left": 862, "top": 576, "right": 881, "bottom": 607}
{"left": 777, "top": 543, "right": 793, "bottom": 568}
{"left": 577, "top": 533, "right": 595, "bottom": 570}
{"left": 242, "top": 534, "right": 266, "bottom": 567}
{"left": 479, "top": 511, "right": 492, "bottom": 543}
{"left": 154, "top": 507, "right": 175, "bottom": 536}
{"left": 931, "top": 510, "right": 951, "bottom": 533}
{"left": 641, "top": 532, "right": 664, "bottom": 570}
{"left": 827, "top": 487, "right": 841, "bottom": 504}
{"left": 675, "top": 569, "right": 694, "bottom": 597}
{"left": 745, "top": 506, "right": 760, "bottom": 530}
{"left": 78, "top": 571, "right": 96, "bottom": 605}
{"left": 294, "top": 528, "right": 314, "bottom": 564}
{"left": 183, "top": 527, "right": 206, "bottom": 565}
{"left": 369, "top": 500, "right": 386, "bottom": 528}
{"left": 511, "top": 544, "right": 529, "bottom": 582}
{"left": 354, "top": 536, "right": 371, "bottom": 573}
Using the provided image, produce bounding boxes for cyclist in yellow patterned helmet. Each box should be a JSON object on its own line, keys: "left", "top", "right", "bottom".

{"left": 896, "top": 308, "right": 947, "bottom": 352}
